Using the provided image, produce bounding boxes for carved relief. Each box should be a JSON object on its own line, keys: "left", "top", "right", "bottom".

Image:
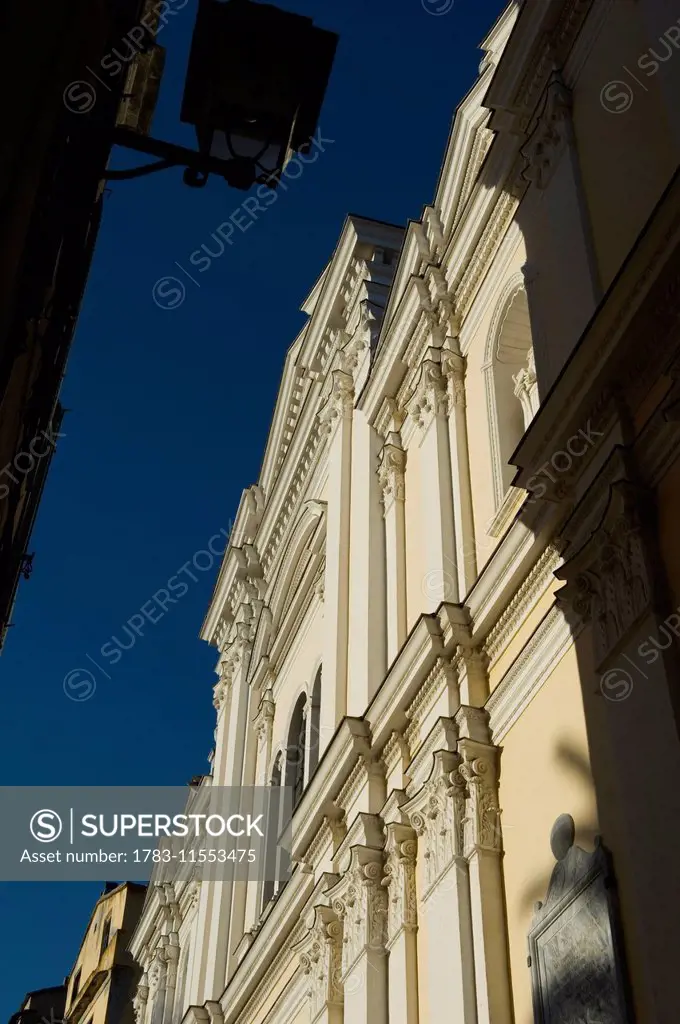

{"left": 330, "top": 850, "right": 388, "bottom": 977}
{"left": 255, "top": 688, "right": 275, "bottom": 747}
{"left": 378, "top": 433, "right": 407, "bottom": 510}
{"left": 459, "top": 750, "right": 502, "bottom": 855}
{"left": 132, "top": 974, "right": 149, "bottom": 1024}
{"left": 529, "top": 815, "right": 633, "bottom": 1024}
{"left": 556, "top": 481, "right": 652, "bottom": 666}
{"left": 521, "top": 77, "right": 573, "bottom": 190}
{"left": 407, "top": 350, "right": 450, "bottom": 431}
{"left": 318, "top": 370, "right": 354, "bottom": 438}
{"left": 403, "top": 751, "right": 466, "bottom": 894}
{"left": 297, "top": 906, "right": 344, "bottom": 1020}
{"left": 382, "top": 823, "right": 418, "bottom": 945}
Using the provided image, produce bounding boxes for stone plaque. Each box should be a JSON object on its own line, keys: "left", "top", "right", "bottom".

{"left": 528, "top": 815, "right": 633, "bottom": 1024}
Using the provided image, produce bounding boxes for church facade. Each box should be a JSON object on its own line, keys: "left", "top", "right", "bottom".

{"left": 129, "top": 1, "right": 680, "bottom": 1023}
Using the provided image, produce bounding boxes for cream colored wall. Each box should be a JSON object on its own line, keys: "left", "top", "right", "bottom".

{"left": 66, "top": 888, "right": 128, "bottom": 1013}
{"left": 499, "top": 644, "right": 598, "bottom": 1024}
{"left": 573, "top": 0, "right": 678, "bottom": 290}
{"left": 404, "top": 434, "right": 425, "bottom": 633}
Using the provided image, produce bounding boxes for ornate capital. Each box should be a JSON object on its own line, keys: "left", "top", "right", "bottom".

{"left": 458, "top": 742, "right": 502, "bottom": 855}
{"left": 403, "top": 750, "right": 466, "bottom": 893}
{"left": 255, "top": 688, "right": 275, "bottom": 746}
{"left": 295, "top": 905, "right": 344, "bottom": 1019}
{"left": 555, "top": 480, "right": 652, "bottom": 666}
{"left": 378, "top": 432, "right": 407, "bottom": 510}
{"left": 407, "top": 349, "right": 450, "bottom": 431}
{"left": 441, "top": 345, "right": 467, "bottom": 409}
{"left": 521, "top": 76, "right": 572, "bottom": 190}
{"left": 318, "top": 370, "right": 354, "bottom": 439}
{"left": 382, "top": 823, "right": 418, "bottom": 945}
{"left": 328, "top": 847, "right": 388, "bottom": 977}
{"left": 133, "top": 975, "right": 149, "bottom": 1024}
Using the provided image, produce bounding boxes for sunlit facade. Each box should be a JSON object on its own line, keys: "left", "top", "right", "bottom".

{"left": 130, "top": 1, "right": 680, "bottom": 1022}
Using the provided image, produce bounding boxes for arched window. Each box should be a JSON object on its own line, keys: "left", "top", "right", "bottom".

{"left": 285, "top": 693, "right": 307, "bottom": 810}
{"left": 307, "top": 668, "right": 322, "bottom": 780}
{"left": 485, "top": 284, "right": 538, "bottom": 507}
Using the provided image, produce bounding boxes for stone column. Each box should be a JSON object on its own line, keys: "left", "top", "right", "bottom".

{"left": 407, "top": 348, "right": 458, "bottom": 610}
{"left": 383, "top": 823, "right": 419, "bottom": 1024}
{"left": 296, "top": 906, "right": 344, "bottom": 1024}
{"left": 378, "top": 432, "right": 407, "bottom": 663}
{"left": 456, "top": 706, "right": 512, "bottom": 1024}
{"left": 329, "top": 846, "right": 389, "bottom": 1024}
{"left": 318, "top": 370, "right": 354, "bottom": 747}
{"left": 442, "top": 338, "right": 477, "bottom": 596}
{"left": 403, "top": 749, "right": 476, "bottom": 1024}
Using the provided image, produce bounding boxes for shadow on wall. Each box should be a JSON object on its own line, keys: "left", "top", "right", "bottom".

{"left": 517, "top": 740, "right": 599, "bottom": 917}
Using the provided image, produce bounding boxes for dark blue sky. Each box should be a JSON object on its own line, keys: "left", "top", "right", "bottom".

{"left": 0, "top": 0, "right": 505, "bottom": 1012}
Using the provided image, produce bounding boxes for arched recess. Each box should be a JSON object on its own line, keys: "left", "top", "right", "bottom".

{"left": 268, "top": 500, "right": 326, "bottom": 639}
{"left": 307, "top": 666, "right": 322, "bottom": 781}
{"left": 484, "top": 276, "right": 538, "bottom": 508}
{"left": 285, "top": 692, "right": 307, "bottom": 811}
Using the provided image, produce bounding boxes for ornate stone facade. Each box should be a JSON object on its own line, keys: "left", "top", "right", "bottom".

{"left": 128, "top": 3, "right": 680, "bottom": 1024}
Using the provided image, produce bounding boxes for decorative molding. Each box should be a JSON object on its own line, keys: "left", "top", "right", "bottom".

{"left": 486, "top": 604, "right": 574, "bottom": 743}
{"left": 483, "top": 543, "right": 562, "bottom": 663}
{"left": 555, "top": 481, "right": 652, "bottom": 668}
{"left": 403, "top": 750, "right": 466, "bottom": 897}
{"left": 378, "top": 432, "right": 407, "bottom": 511}
{"left": 406, "top": 349, "right": 450, "bottom": 432}
{"left": 294, "top": 906, "right": 344, "bottom": 1021}
{"left": 328, "top": 847, "right": 388, "bottom": 977}
{"left": 382, "top": 823, "right": 418, "bottom": 948}
{"left": 520, "top": 76, "right": 573, "bottom": 190}
{"left": 318, "top": 370, "right": 355, "bottom": 439}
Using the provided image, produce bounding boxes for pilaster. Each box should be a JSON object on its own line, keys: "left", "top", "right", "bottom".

{"left": 319, "top": 369, "right": 354, "bottom": 744}
{"left": 407, "top": 347, "right": 459, "bottom": 610}
{"left": 378, "top": 431, "right": 408, "bottom": 662}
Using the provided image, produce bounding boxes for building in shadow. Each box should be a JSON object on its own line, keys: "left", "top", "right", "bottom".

{"left": 0, "top": 0, "right": 163, "bottom": 650}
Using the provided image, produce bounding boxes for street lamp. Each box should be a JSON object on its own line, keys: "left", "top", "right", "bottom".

{"left": 111, "top": 0, "right": 338, "bottom": 190}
